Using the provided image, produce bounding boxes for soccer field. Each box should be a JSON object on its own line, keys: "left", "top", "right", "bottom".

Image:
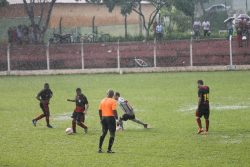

{"left": 0, "top": 71, "right": 250, "bottom": 167}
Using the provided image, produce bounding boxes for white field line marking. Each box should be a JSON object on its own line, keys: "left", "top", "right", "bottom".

{"left": 53, "top": 112, "right": 72, "bottom": 121}
{"left": 178, "top": 104, "right": 250, "bottom": 112}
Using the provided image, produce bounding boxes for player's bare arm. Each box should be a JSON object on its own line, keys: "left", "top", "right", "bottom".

{"left": 85, "top": 103, "right": 89, "bottom": 114}
{"left": 36, "top": 91, "right": 43, "bottom": 102}
{"left": 197, "top": 96, "right": 202, "bottom": 110}
{"left": 67, "top": 99, "right": 76, "bottom": 102}
{"left": 99, "top": 109, "right": 102, "bottom": 121}
{"left": 113, "top": 110, "right": 118, "bottom": 120}
{"left": 113, "top": 110, "right": 120, "bottom": 126}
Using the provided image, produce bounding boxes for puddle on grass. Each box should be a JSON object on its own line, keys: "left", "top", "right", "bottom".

{"left": 53, "top": 112, "right": 72, "bottom": 121}
{"left": 220, "top": 135, "right": 242, "bottom": 144}
{"left": 178, "top": 104, "right": 250, "bottom": 112}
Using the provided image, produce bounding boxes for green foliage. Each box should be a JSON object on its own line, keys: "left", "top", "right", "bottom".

{"left": 85, "top": 0, "right": 102, "bottom": 3}
{"left": 206, "top": 11, "right": 228, "bottom": 31}
{"left": 0, "top": 72, "right": 250, "bottom": 166}
{"left": 86, "top": 0, "right": 119, "bottom": 12}
{"left": 107, "top": 34, "right": 146, "bottom": 42}
{"left": 120, "top": 0, "right": 133, "bottom": 16}
{"left": 173, "top": 0, "right": 195, "bottom": 18}
{"left": 0, "top": 0, "right": 8, "bottom": 7}
{"left": 161, "top": 6, "right": 192, "bottom": 33}
{"left": 103, "top": 0, "right": 118, "bottom": 12}
{"left": 165, "top": 31, "right": 191, "bottom": 40}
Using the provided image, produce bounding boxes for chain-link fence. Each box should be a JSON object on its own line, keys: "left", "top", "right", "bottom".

{"left": 0, "top": 38, "right": 250, "bottom": 73}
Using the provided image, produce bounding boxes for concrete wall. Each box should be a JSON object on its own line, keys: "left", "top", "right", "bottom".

{"left": 0, "top": 39, "right": 249, "bottom": 71}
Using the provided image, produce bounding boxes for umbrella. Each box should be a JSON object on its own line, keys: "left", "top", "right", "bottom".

{"left": 224, "top": 17, "right": 235, "bottom": 23}
{"left": 237, "top": 14, "right": 250, "bottom": 20}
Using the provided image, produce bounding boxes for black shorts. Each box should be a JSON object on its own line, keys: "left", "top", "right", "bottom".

{"left": 101, "top": 116, "right": 116, "bottom": 133}
{"left": 204, "top": 30, "right": 210, "bottom": 36}
{"left": 40, "top": 103, "right": 50, "bottom": 116}
{"left": 121, "top": 114, "right": 135, "bottom": 121}
{"left": 197, "top": 105, "right": 210, "bottom": 119}
{"left": 72, "top": 112, "right": 85, "bottom": 123}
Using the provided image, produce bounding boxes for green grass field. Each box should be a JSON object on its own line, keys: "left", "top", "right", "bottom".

{"left": 0, "top": 71, "right": 250, "bottom": 167}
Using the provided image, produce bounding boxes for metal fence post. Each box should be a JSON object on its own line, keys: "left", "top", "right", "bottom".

{"left": 229, "top": 35, "right": 233, "bottom": 66}
{"left": 81, "top": 42, "right": 84, "bottom": 70}
{"left": 117, "top": 40, "right": 120, "bottom": 70}
{"left": 7, "top": 43, "right": 10, "bottom": 73}
{"left": 154, "top": 38, "right": 157, "bottom": 68}
{"left": 190, "top": 36, "right": 193, "bottom": 67}
{"left": 46, "top": 41, "right": 50, "bottom": 70}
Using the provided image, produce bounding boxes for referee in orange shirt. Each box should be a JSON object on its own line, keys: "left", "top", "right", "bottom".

{"left": 98, "top": 89, "right": 119, "bottom": 153}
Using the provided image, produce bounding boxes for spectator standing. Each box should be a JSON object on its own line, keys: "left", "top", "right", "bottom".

{"left": 8, "top": 27, "right": 13, "bottom": 43}
{"left": 226, "top": 20, "right": 234, "bottom": 40}
{"left": 193, "top": 19, "right": 201, "bottom": 40}
{"left": 156, "top": 23, "right": 163, "bottom": 40}
{"left": 16, "top": 25, "right": 22, "bottom": 44}
{"left": 202, "top": 19, "right": 211, "bottom": 37}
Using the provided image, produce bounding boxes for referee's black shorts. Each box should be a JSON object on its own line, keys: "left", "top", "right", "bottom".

{"left": 101, "top": 116, "right": 116, "bottom": 133}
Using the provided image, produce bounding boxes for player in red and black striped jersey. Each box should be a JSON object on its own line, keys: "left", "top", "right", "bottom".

{"left": 32, "top": 83, "right": 53, "bottom": 128}
{"left": 67, "top": 88, "right": 89, "bottom": 134}
{"left": 196, "top": 80, "right": 210, "bottom": 134}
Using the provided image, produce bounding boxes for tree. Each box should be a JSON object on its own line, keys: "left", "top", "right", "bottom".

{"left": 120, "top": 0, "right": 133, "bottom": 38}
{"left": 87, "top": 0, "right": 169, "bottom": 38}
{"left": 173, "top": 0, "right": 195, "bottom": 21}
{"left": 86, "top": 0, "right": 132, "bottom": 38}
{"left": 0, "top": 0, "right": 9, "bottom": 7}
{"left": 86, "top": 0, "right": 116, "bottom": 12}
{"left": 23, "top": 0, "right": 56, "bottom": 43}
{"left": 131, "top": 0, "right": 169, "bottom": 38}
{"left": 161, "top": 3, "right": 191, "bottom": 33}
{"left": 173, "top": 0, "right": 209, "bottom": 22}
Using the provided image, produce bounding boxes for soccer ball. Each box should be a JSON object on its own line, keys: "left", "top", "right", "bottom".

{"left": 65, "top": 127, "right": 73, "bottom": 135}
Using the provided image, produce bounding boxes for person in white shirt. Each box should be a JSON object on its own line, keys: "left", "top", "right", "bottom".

{"left": 193, "top": 20, "right": 201, "bottom": 39}
{"left": 202, "top": 20, "right": 211, "bottom": 37}
{"left": 156, "top": 23, "right": 163, "bottom": 40}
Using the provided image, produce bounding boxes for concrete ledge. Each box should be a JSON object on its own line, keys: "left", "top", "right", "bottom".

{"left": 0, "top": 65, "right": 250, "bottom": 76}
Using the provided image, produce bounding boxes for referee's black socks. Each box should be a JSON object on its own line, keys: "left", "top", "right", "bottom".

{"left": 108, "top": 137, "right": 115, "bottom": 151}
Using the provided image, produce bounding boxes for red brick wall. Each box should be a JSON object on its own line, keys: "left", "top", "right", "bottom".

{"left": 8, "top": 45, "right": 47, "bottom": 70}
{"left": 0, "top": 39, "right": 249, "bottom": 71}
{"left": 0, "top": 44, "right": 8, "bottom": 70}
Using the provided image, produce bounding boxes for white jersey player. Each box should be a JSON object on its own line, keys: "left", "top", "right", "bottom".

{"left": 114, "top": 92, "right": 148, "bottom": 130}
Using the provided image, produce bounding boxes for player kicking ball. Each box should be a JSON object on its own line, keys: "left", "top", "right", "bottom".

{"left": 32, "top": 83, "right": 53, "bottom": 128}
{"left": 67, "top": 88, "right": 89, "bottom": 134}
{"left": 196, "top": 80, "right": 210, "bottom": 134}
{"left": 114, "top": 92, "right": 148, "bottom": 130}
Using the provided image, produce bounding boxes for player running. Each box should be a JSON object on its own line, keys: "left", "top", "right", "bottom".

{"left": 114, "top": 92, "right": 148, "bottom": 130}
{"left": 196, "top": 80, "right": 210, "bottom": 134}
{"left": 32, "top": 83, "right": 53, "bottom": 128}
{"left": 67, "top": 88, "right": 89, "bottom": 134}
{"left": 98, "top": 89, "right": 119, "bottom": 153}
